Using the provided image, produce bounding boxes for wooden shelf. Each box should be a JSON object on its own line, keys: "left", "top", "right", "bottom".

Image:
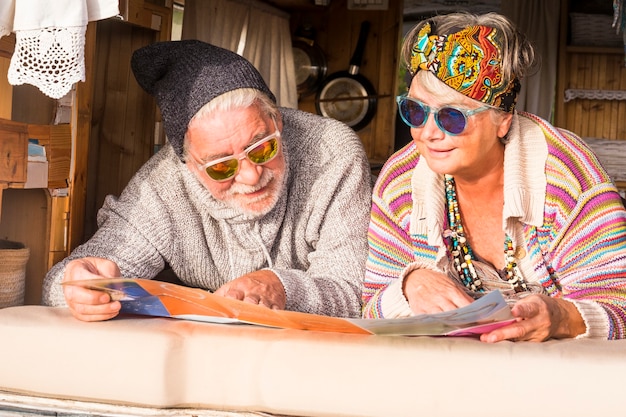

{"left": 566, "top": 45, "right": 624, "bottom": 54}
{"left": 0, "top": 119, "right": 28, "bottom": 186}
{"left": 119, "top": 0, "right": 173, "bottom": 31}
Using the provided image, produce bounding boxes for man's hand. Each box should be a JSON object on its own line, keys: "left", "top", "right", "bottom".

{"left": 62, "top": 257, "right": 123, "bottom": 322}
{"left": 214, "top": 270, "right": 286, "bottom": 310}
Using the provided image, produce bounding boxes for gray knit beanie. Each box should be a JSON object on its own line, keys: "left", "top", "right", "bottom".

{"left": 131, "top": 40, "right": 276, "bottom": 160}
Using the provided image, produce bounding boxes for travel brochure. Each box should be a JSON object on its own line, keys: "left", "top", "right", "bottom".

{"left": 63, "top": 278, "right": 515, "bottom": 337}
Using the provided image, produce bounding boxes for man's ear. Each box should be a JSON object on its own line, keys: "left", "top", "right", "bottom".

{"left": 275, "top": 112, "right": 284, "bottom": 132}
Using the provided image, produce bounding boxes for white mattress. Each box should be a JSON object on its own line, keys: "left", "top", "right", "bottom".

{"left": 1, "top": 305, "right": 625, "bottom": 417}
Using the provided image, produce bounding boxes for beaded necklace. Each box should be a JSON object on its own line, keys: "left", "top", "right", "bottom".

{"left": 444, "top": 174, "right": 528, "bottom": 293}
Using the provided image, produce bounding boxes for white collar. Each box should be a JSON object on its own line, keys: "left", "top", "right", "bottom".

{"left": 409, "top": 112, "right": 548, "bottom": 244}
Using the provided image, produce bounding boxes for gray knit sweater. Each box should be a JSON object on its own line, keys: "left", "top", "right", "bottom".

{"left": 42, "top": 108, "right": 372, "bottom": 318}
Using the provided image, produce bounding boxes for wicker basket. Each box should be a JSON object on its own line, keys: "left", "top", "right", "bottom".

{"left": 0, "top": 240, "right": 30, "bottom": 308}
{"left": 570, "top": 13, "right": 623, "bottom": 47}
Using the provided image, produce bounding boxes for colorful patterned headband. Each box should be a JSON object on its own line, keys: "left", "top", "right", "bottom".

{"left": 410, "top": 23, "right": 520, "bottom": 113}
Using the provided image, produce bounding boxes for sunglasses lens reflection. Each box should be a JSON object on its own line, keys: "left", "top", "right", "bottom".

{"left": 401, "top": 99, "right": 426, "bottom": 127}
{"left": 438, "top": 107, "right": 466, "bottom": 135}
{"left": 204, "top": 137, "right": 279, "bottom": 181}
{"left": 206, "top": 159, "right": 239, "bottom": 181}
{"left": 248, "top": 138, "right": 279, "bottom": 164}
{"left": 398, "top": 97, "right": 469, "bottom": 135}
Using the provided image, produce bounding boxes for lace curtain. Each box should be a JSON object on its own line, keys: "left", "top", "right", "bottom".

{"left": 0, "top": 0, "right": 119, "bottom": 99}
{"left": 181, "top": 0, "right": 298, "bottom": 109}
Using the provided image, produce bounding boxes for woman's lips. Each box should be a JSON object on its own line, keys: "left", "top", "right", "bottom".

{"left": 426, "top": 147, "right": 453, "bottom": 157}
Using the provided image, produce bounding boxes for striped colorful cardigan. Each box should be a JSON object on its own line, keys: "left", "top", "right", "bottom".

{"left": 363, "top": 112, "right": 626, "bottom": 339}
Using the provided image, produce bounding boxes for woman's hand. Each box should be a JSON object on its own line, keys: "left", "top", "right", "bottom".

{"left": 403, "top": 269, "right": 474, "bottom": 314}
{"left": 62, "top": 257, "right": 122, "bottom": 322}
{"left": 480, "top": 294, "right": 586, "bottom": 342}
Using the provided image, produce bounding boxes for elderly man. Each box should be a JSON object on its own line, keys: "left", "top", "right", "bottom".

{"left": 42, "top": 40, "right": 372, "bottom": 322}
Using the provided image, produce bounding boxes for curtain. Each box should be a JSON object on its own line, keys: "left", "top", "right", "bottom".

{"left": 181, "top": 0, "right": 298, "bottom": 109}
{"left": 500, "top": 0, "right": 560, "bottom": 122}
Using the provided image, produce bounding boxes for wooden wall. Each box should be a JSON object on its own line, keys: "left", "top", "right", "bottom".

{"left": 0, "top": 189, "right": 49, "bottom": 304}
{"left": 290, "top": 0, "right": 403, "bottom": 165}
{"left": 555, "top": 51, "right": 626, "bottom": 140}
{"left": 555, "top": 0, "right": 626, "bottom": 140}
{"left": 79, "top": 1, "right": 402, "bottom": 242}
{"left": 554, "top": 0, "right": 626, "bottom": 189}
{"left": 0, "top": 34, "right": 13, "bottom": 119}
{"left": 0, "top": 35, "right": 72, "bottom": 305}
{"left": 82, "top": 19, "right": 158, "bottom": 240}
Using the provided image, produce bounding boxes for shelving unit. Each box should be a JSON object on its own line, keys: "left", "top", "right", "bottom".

{"left": 0, "top": 0, "right": 173, "bottom": 305}
{"left": 555, "top": 0, "right": 626, "bottom": 192}
{"left": 0, "top": 118, "right": 71, "bottom": 304}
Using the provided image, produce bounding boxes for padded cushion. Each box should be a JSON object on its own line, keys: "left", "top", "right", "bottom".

{"left": 1, "top": 305, "right": 626, "bottom": 417}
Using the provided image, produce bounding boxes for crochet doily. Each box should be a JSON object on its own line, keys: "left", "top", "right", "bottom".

{"left": 8, "top": 26, "right": 85, "bottom": 99}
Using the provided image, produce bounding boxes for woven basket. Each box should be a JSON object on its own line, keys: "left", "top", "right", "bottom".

{"left": 570, "top": 13, "right": 623, "bottom": 47}
{"left": 0, "top": 240, "right": 30, "bottom": 308}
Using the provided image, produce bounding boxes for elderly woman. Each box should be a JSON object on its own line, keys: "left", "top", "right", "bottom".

{"left": 362, "top": 12, "right": 626, "bottom": 342}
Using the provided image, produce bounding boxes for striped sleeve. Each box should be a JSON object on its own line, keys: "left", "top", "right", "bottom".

{"left": 362, "top": 144, "right": 438, "bottom": 318}
{"left": 531, "top": 116, "right": 626, "bottom": 339}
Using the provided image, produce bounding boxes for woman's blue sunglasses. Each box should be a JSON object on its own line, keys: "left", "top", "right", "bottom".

{"left": 396, "top": 95, "right": 490, "bottom": 135}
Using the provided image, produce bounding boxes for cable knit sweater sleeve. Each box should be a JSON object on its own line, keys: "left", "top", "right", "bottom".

{"left": 42, "top": 148, "right": 187, "bottom": 306}
{"left": 267, "top": 109, "right": 372, "bottom": 317}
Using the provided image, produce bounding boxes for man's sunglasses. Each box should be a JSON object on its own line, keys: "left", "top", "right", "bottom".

{"left": 396, "top": 95, "right": 490, "bottom": 135}
{"left": 198, "top": 118, "right": 280, "bottom": 182}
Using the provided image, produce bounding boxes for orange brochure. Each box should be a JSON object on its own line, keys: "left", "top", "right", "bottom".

{"left": 63, "top": 278, "right": 514, "bottom": 336}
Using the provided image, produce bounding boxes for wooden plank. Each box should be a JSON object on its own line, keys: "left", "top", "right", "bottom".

{"left": 0, "top": 182, "right": 5, "bottom": 222}
{"left": 0, "top": 118, "right": 28, "bottom": 184}
{"left": 100, "top": 20, "right": 124, "bottom": 198}
{"left": 371, "top": 0, "right": 402, "bottom": 162}
{"left": 571, "top": 54, "right": 585, "bottom": 136}
{"left": 606, "top": 55, "right": 618, "bottom": 140}
{"left": 0, "top": 33, "right": 15, "bottom": 58}
{"left": 26, "top": 124, "right": 72, "bottom": 189}
{"left": 594, "top": 54, "right": 606, "bottom": 139}
{"left": 0, "top": 56, "right": 12, "bottom": 119}
{"left": 11, "top": 84, "right": 56, "bottom": 125}
{"left": 554, "top": 0, "right": 570, "bottom": 128}
{"left": 145, "top": 1, "right": 173, "bottom": 40}
{"left": 618, "top": 55, "right": 626, "bottom": 140}
{"left": 69, "top": 22, "right": 98, "bottom": 252}
{"left": 119, "top": 25, "right": 139, "bottom": 193}
{"left": 580, "top": 56, "right": 590, "bottom": 137}
{"left": 49, "top": 196, "right": 69, "bottom": 255}
{"left": 48, "top": 124, "right": 72, "bottom": 188}
{"left": 83, "top": 20, "right": 157, "bottom": 240}
{"left": 85, "top": 20, "right": 123, "bottom": 238}
{"left": 127, "top": 27, "right": 156, "bottom": 180}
